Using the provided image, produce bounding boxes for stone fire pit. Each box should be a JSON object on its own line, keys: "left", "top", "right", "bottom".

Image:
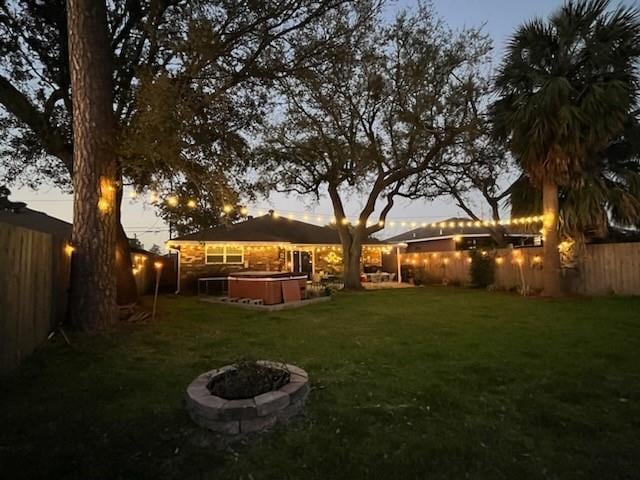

{"left": 185, "top": 361, "right": 309, "bottom": 435}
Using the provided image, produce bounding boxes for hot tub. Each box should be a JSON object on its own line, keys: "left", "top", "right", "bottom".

{"left": 227, "top": 271, "right": 308, "bottom": 305}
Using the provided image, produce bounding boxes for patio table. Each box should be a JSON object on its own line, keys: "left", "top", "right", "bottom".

{"left": 365, "top": 272, "right": 392, "bottom": 282}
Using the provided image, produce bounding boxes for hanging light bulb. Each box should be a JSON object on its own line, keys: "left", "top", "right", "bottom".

{"left": 187, "top": 199, "right": 196, "bottom": 208}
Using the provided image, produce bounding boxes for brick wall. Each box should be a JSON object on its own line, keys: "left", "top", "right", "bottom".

{"left": 179, "top": 244, "right": 285, "bottom": 293}
{"left": 179, "top": 243, "right": 386, "bottom": 292}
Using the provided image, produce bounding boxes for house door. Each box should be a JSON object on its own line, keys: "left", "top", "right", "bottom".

{"left": 293, "top": 250, "right": 312, "bottom": 277}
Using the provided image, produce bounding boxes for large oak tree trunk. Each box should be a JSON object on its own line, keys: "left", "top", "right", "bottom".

{"left": 114, "top": 181, "right": 139, "bottom": 306}
{"left": 542, "top": 178, "right": 563, "bottom": 297}
{"left": 67, "top": 0, "right": 118, "bottom": 330}
{"left": 340, "top": 228, "right": 364, "bottom": 290}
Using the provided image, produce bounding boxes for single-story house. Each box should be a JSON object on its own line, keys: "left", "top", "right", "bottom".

{"left": 385, "top": 217, "right": 542, "bottom": 253}
{"left": 166, "top": 211, "right": 390, "bottom": 292}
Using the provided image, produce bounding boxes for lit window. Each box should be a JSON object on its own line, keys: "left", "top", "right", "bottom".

{"left": 205, "top": 245, "right": 224, "bottom": 264}
{"left": 205, "top": 245, "right": 244, "bottom": 264}
{"left": 225, "top": 245, "right": 243, "bottom": 264}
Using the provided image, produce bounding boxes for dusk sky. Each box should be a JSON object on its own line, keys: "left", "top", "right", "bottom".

{"left": 11, "top": 0, "right": 570, "bottom": 250}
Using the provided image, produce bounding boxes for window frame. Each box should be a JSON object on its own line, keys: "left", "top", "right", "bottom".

{"left": 205, "top": 244, "right": 244, "bottom": 265}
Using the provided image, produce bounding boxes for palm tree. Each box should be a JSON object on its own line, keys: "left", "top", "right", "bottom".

{"left": 510, "top": 118, "right": 640, "bottom": 241}
{"left": 491, "top": 0, "right": 640, "bottom": 296}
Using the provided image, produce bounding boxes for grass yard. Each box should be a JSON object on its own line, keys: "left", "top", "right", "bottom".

{"left": 1, "top": 288, "right": 640, "bottom": 480}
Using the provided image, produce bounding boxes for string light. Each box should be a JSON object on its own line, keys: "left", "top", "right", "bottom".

{"left": 64, "top": 244, "right": 74, "bottom": 256}
{"left": 132, "top": 194, "right": 547, "bottom": 230}
{"left": 98, "top": 177, "right": 114, "bottom": 214}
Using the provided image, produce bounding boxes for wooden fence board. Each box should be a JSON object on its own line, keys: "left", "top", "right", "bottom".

{"left": 400, "top": 242, "right": 640, "bottom": 296}
{"left": 0, "top": 224, "right": 56, "bottom": 374}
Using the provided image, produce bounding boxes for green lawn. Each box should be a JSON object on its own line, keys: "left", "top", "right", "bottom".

{"left": 2, "top": 288, "right": 640, "bottom": 480}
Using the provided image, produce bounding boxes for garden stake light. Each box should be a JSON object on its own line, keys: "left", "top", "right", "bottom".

{"left": 152, "top": 261, "right": 163, "bottom": 321}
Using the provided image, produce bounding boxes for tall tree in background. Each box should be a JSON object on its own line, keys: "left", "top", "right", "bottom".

{"left": 66, "top": 0, "right": 117, "bottom": 329}
{"left": 0, "top": 0, "right": 352, "bottom": 306}
{"left": 259, "top": 2, "right": 490, "bottom": 289}
{"left": 491, "top": 0, "right": 640, "bottom": 296}
{"left": 510, "top": 118, "right": 640, "bottom": 241}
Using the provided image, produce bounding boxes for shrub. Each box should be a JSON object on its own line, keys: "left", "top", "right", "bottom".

{"left": 469, "top": 250, "right": 495, "bottom": 288}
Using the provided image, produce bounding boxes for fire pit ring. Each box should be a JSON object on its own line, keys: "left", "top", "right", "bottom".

{"left": 185, "top": 361, "right": 309, "bottom": 435}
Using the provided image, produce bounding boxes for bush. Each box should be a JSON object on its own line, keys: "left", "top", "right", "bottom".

{"left": 469, "top": 250, "right": 495, "bottom": 288}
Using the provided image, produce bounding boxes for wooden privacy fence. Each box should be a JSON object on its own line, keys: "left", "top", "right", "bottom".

{"left": 0, "top": 223, "right": 71, "bottom": 374}
{"left": 399, "top": 242, "right": 640, "bottom": 295}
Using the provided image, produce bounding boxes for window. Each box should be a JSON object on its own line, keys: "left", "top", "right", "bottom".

{"left": 205, "top": 245, "right": 244, "bottom": 264}
{"left": 205, "top": 245, "right": 224, "bottom": 264}
{"left": 225, "top": 245, "right": 243, "bottom": 263}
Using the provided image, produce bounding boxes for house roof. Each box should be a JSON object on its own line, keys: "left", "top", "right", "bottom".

{"left": 0, "top": 207, "right": 72, "bottom": 239}
{"left": 170, "top": 213, "right": 384, "bottom": 245}
{"left": 385, "top": 217, "right": 538, "bottom": 244}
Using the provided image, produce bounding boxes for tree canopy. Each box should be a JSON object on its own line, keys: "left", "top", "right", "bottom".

{"left": 257, "top": 1, "right": 491, "bottom": 287}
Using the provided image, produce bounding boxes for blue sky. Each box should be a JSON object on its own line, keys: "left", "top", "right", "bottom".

{"left": 12, "top": 0, "right": 570, "bottom": 249}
